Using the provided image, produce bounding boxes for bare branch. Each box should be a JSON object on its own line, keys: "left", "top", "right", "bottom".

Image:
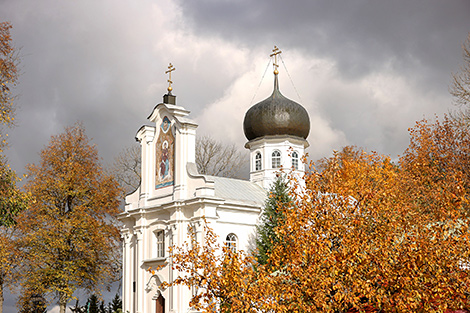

{"left": 109, "top": 145, "right": 141, "bottom": 195}
{"left": 450, "top": 33, "right": 470, "bottom": 122}
{"left": 195, "top": 135, "right": 248, "bottom": 178}
{"left": 111, "top": 136, "right": 248, "bottom": 193}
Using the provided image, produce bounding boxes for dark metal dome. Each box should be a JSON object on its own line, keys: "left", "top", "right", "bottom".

{"left": 243, "top": 75, "right": 310, "bottom": 141}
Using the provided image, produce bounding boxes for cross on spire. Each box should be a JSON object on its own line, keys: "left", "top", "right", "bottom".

{"left": 165, "top": 63, "right": 175, "bottom": 93}
{"left": 270, "top": 46, "right": 282, "bottom": 75}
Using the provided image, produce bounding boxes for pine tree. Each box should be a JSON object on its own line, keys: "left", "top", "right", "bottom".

{"left": 86, "top": 294, "right": 99, "bottom": 313}
{"left": 255, "top": 175, "right": 292, "bottom": 266}
{"left": 99, "top": 300, "right": 107, "bottom": 313}
{"left": 108, "top": 293, "right": 122, "bottom": 313}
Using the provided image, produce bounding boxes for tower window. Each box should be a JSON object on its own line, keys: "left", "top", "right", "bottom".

{"left": 292, "top": 151, "right": 299, "bottom": 170}
{"left": 255, "top": 152, "right": 262, "bottom": 171}
{"left": 272, "top": 151, "right": 281, "bottom": 168}
{"left": 225, "top": 233, "right": 237, "bottom": 252}
{"left": 156, "top": 230, "right": 165, "bottom": 258}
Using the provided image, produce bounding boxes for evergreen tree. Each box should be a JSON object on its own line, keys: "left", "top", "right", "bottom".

{"left": 255, "top": 175, "right": 292, "bottom": 265}
{"left": 86, "top": 294, "right": 99, "bottom": 313}
{"left": 108, "top": 293, "right": 122, "bottom": 313}
{"left": 99, "top": 300, "right": 106, "bottom": 313}
{"left": 70, "top": 293, "right": 122, "bottom": 313}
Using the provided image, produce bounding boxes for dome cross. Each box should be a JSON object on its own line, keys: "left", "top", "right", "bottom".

{"left": 270, "top": 46, "right": 282, "bottom": 75}
{"left": 165, "top": 63, "right": 176, "bottom": 93}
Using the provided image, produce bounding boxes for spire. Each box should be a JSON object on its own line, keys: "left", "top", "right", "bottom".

{"left": 274, "top": 71, "right": 280, "bottom": 93}
{"left": 163, "top": 63, "right": 176, "bottom": 105}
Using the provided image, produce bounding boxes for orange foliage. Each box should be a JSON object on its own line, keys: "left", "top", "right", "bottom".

{"left": 160, "top": 221, "right": 262, "bottom": 312}
{"left": 17, "top": 124, "right": 122, "bottom": 313}
{"left": 0, "top": 22, "right": 18, "bottom": 139}
{"left": 0, "top": 22, "right": 25, "bottom": 313}
{"left": 156, "top": 116, "right": 470, "bottom": 313}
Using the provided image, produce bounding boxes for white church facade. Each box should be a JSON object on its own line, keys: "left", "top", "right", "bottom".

{"left": 119, "top": 50, "right": 311, "bottom": 313}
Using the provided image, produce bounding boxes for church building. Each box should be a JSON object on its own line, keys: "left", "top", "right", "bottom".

{"left": 119, "top": 48, "right": 311, "bottom": 313}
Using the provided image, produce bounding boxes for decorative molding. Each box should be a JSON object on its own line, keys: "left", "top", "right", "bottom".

{"left": 142, "top": 257, "right": 168, "bottom": 265}
{"left": 134, "top": 227, "right": 144, "bottom": 241}
{"left": 121, "top": 231, "right": 133, "bottom": 245}
{"left": 145, "top": 274, "right": 166, "bottom": 293}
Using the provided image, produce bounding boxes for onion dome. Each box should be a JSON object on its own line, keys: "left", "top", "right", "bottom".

{"left": 243, "top": 74, "right": 310, "bottom": 141}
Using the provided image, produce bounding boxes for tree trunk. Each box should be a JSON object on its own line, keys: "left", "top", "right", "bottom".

{"left": 59, "top": 291, "right": 67, "bottom": 313}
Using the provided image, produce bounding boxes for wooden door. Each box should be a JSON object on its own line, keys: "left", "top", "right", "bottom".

{"left": 156, "top": 294, "right": 165, "bottom": 313}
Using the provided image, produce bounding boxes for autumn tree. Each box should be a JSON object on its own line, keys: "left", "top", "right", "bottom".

{"left": 0, "top": 156, "right": 28, "bottom": 313}
{"left": 255, "top": 175, "right": 291, "bottom": 266}
{"left": 0, "top": 22, "right": 27, "bottom": 313}
{"left": 17, "top": 291, "right": 47, "bottom": 313}
{"left": 451, "top": 33, "right": 470, "bottom": 123}
{"left": 160, "top": 221, "right": 262, "bottom": 312}
{"left": 0, "top": 22, "right": 18, "bottom": 137}
{"left": 17, "top": 124, "right": 122, "bottom": 313}
{"left": 401, "top": 116, "right": 470, "bottom": 213}
{"left": 263, "top": 139, "right": 470, "bottom": 312}
{"left": 161, "top": 116, "right": 470, "bottom": 312}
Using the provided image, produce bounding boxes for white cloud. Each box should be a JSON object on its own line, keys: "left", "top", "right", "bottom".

{"left": 193, "top": 47, "right": 453, "bottom": 163}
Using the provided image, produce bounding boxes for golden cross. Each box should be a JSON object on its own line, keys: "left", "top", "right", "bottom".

{"left": 165, "top": 63, "right": 175, "bottom": 92}
{"left": 270, "top": 46, "right": 282, "bottom": 75}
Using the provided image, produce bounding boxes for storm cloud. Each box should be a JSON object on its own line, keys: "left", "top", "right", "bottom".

{"left": 1, "top": 0, "right": 469, "bottom": 309}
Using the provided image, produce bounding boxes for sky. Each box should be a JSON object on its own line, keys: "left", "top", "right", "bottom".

{"left": 1, "top": 0, "right": 470, "bottom": 311}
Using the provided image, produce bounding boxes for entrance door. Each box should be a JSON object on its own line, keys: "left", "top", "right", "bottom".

{"left": 156, "top": 294, "right": 165, "bottom": 313}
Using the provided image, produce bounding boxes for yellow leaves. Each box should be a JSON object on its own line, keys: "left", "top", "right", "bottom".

{"left": 163, "top": 117, "right": 470, "bottom": 312}
{"left": 0, "top": 24, "right": 18, "bottom": 135}
{"left": 15, "top": 123, "right": 122, "bottom": 308}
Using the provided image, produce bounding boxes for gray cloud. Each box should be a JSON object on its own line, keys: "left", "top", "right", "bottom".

{"left": 176, "top": 0, "right": 470, "bottom": 85}
{"left": 174, "top": 0, "right": 470, "bottom": 156}
{"left": 1, "top": 0, "right": 469, "bottom": 308}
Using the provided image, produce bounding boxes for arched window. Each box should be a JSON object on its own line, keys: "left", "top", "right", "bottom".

{"left": 272, "top": 150, "right": 281, "bottom": 168}
{"left": 225, "top": 233, "right": 237, "bottom": 252}
{"left": 255, "top": 152, "right": 262, "bottom": 171}
{"left": 292, "top": 151, "right": 299, "bottom": 170}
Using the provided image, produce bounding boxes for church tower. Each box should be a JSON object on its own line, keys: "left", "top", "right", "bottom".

{"left": 243, "top": 47, "right": 310, "bottom": 189}
{"left": 120, "top": 63, "right": 266, "bottom": 313}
